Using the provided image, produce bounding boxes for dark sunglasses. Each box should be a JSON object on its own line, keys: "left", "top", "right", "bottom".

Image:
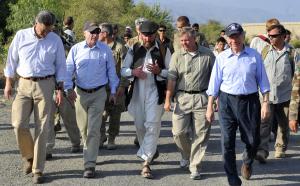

{"left": 268, "top": 33, "right": 282, "bottom": 39}
{"left": 158, "top": 29, "right": 166, "bottom": 32}
{"left": 90, "top": 29, "right": 100, "bottom": 35}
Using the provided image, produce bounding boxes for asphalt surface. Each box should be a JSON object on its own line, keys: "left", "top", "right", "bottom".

{"left": 0, "top": 91, "right": 300, "bottom": 186}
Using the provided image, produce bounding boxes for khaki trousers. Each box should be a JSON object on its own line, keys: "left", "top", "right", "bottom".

{"left": 258, "top": 101, "right": 290, "bottom": 156}
{"left": 47, "top": 93, "right": 81, "bottom": 153}
{"left": 172, "top": 93, "right": 211, "bottom": 173}
{"left": 75, "top": 87, "right": 106, "bottom": 168}
{"left": 12, "top": 77, "right": 55, "bottom": 174}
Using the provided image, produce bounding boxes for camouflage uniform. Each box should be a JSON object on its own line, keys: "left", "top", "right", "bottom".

{"left": 289, "top": 49, "right": 300, "bottom": 121}
{"left": 100, "top": 40, "right": 128, "bottom": 146}
{"left": 127, "top": 35, "right": 142, "bottom": 48}
{"left": 173, "top": 31, "right": 208, "bottom": 52}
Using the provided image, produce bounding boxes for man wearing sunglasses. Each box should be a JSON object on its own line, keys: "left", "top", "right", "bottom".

{"left": 256, "top": 24, "right": 296, "bottom": 163}
{"left": 156, "top": 24, "right": 174, "bottom": 54}
{"left": 65, "top": 21, "right": 119, "bottom": 178}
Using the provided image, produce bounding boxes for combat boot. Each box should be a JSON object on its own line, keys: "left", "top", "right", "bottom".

{"left": 107, "top": 136, "right": 116, "bottom": 150}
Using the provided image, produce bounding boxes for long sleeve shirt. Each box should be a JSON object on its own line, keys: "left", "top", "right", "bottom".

{"left": 4, "top": 27, "right": 66, "bottom": 82}
{"left": 207, "top": 47, "right": 270, "bottom": 97}
{"left": 65, "top": 41, "right": 119, "bottom": 94}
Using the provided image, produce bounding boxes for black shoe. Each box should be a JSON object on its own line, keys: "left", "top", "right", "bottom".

{"left": 33, "top": 172, "right": 44, "bottom": 184}
{"left": 134, "top": 136, "right": 139, "bottom": 147}
{"left": 83, "top": 167, "right": 95, "bottom": 178}
{"left": 71, "top": 146, "right": 81, "bottom": 153}
{"left": 46, "top": 153, "right": 52, "bottom": 160}
{"left": 54, "top": 122, "right": 62, "bottom": 132}
{"left": 150, "top": 150, "right": 159, "bottom": 164}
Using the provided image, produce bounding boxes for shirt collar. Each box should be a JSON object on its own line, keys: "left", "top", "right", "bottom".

{"left": 84, "top": 41, "right": 101, "bottom": 49}
{"left": 226, "top": 45, "right": 250, "bottom": 58}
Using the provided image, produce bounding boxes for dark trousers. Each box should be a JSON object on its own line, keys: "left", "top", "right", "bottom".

{"left": 218, "top": 91, "right": 261, "bottom": 185}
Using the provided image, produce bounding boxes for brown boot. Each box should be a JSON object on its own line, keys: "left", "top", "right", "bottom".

{"left": 241, "top": 163, "right": 252, "bottom": 180}
{"left": 107, "top": 136, "right": 116, "bottom": 150}
{"left": 23, "top": 158, "right": 33, "bottom": 175}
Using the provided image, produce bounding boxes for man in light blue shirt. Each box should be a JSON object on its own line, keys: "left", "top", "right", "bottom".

{"left": 206, "top": 23, "right": 270, "bottom": 186}
{"left": 3, "top": 10, "right": 66, "bottom": 184}
{"left": 65, "top": 21, "right": 119, "bottom": 178}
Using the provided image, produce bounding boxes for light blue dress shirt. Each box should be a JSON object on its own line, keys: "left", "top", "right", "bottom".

{"left": 207, "top": 47, "right": 270, "bottom": 97}
{"left": 4, "top": 27, "right": 66, "bottom": 82}
{"left": 65, "top": 41, "right": 119, "bottom": 94}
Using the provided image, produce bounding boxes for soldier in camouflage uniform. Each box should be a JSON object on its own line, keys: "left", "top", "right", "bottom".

{"left": 173, "top": 16, "right": 208, "bottom": 52}
{"left": 98, "top": 23, "right": 128, "bottom": 149}
{"left": 289, "top": 48, "right": 300, "bottom": 133}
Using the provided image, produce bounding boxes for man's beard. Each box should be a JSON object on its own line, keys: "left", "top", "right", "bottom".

{"left": 144, "top": 40, "right": 155, "bottom": 49}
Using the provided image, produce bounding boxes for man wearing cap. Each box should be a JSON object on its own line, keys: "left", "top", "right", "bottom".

{"left": 206, "top": 23, "right": 270, "bottom": 186}
{"left": 4, "top": 10, "right": 66, "bottom": 183}
{"left": 121, "top": 20, "right": 171, "bottom": 179}
{"left": 98, "top": 23, "right": 127, "bottom": 150}
{"left": 65, "top": 21, "right": 119, "bottom": 178}
{"left": 164, "top": 27, "right": 215, "bottom": 180}
{"left": 127, "top": 17, "right": 148, "bottom": 48}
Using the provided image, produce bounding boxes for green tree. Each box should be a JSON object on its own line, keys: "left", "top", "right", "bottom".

{"left": 6, "top": 0, "right": 66, "bottom": 33}
{"left": 199, "top": 20, "right": 225, "bottom": 45}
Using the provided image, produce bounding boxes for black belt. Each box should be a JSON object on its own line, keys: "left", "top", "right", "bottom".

{"left": 20, "top": 75, "right": 55, "bottom": 81}
{"left": 178, "top": 89, "right": 207, "bottom": 94}
{"left": 225, "top": 92, "right": 258, "bottom": 99}
{"left": 77, "top": 85, "right": 105, "bottom": 93}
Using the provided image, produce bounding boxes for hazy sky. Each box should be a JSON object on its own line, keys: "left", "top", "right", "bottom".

{"left": 136, "top": 0, "right": 300, "bottom": 24}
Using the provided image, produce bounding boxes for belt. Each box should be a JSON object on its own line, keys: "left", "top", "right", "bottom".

{"left": 225, "top": 92, "right": 258, "bottom": 99}
{"left": 20, "top": 75, "right": 55, "bottom": 81}
{"left": 178, "top": 89, "right": 207, "bottom": 94}
{"left": 77, "top": 85, "right": 105, "bottom": 93}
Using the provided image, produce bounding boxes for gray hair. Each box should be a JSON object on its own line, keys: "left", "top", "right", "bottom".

{"left": 35, "top": 10, "right": 55, "bottom": 26}
{"left": 179, "top": 26, "right": 196, "bottom": 38}
{"left": 100, "top": 23, "right": 113, "bottom": 37}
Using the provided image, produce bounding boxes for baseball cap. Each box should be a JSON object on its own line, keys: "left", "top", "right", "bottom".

{"left": 225, "top": 23, "right": 244, "bottom": 36}
{"left": 83, "top": 21, "right": 100, "bottom": 32}
{"left": 140, "top": 21, "right": 159, "bottom": 36}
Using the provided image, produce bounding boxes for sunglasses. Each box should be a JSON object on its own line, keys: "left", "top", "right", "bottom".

{"left": 158, "top": 29, "right": 166, "bottom": 32}
{"left": 268, "top": 33, "right": 282, "bottom": 39}
{"left": 90, "top": 29, "right": 100, "bottom": 35}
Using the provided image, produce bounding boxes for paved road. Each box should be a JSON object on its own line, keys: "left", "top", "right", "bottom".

{"left": 0, "top": 93, "right": 300, "bottom": 185}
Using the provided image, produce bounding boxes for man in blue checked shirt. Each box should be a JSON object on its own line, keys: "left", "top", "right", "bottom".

{"left": 4, "top": 11, "right": 66, "bottom": 184}
{"left": 65, "top": 21, "right": 119, "bottom": 178}
{"left": 206, "top": 23, "right": 270, "bottom": 186}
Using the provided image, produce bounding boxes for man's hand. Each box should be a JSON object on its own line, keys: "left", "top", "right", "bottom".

{"left": 146, "top": 60, "right": 161, "bottom": 75}
{"left": 132, "top": 66, "right": 147, "bottom": 79}
{"left": 289, "top": 120, "right": 299, "bottom": 133}
{"left": 164, "top": 100, "right": 172, "bottom": 112}
{"left": 4, "top": 85, "right": 13, "bottom": 100}
{"left": 116, "top": 87, "right": 125, "bottom": 97}
{"left": 206, "top": 106, "right": 214, "bottom": 123}
{"left": 261, "top": 102, "right": 270, "bottom": 122}
{"left": 109, "top": 94, "right": 117, "bottom": 105}
{"left": 55, "top": 90, "right": 63, "bottom": 106}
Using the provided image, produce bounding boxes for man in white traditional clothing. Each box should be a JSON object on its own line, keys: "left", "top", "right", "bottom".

{"left": 121, "top": 20, "right": 171, "bottom": 179}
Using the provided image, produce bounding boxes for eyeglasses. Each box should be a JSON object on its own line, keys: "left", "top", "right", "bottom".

{"left": 158, "top": 29, "right": 166, "bottom": 32}
{"left": 268, "top": 33, "right": 282, "bottom": 40}
{"left": 90, "top": 29, "right": 100, "bottom": 35}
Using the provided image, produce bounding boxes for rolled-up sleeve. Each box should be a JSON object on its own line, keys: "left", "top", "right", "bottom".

{"left": 168, "top": 53, "right": 178, "bottom": 81}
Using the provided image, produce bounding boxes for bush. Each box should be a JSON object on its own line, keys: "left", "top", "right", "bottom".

{"left": 291, "top": 40, "right": 300, "bottom": 49}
